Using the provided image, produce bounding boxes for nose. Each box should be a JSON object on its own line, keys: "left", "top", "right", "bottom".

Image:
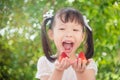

{"left": 65, "top": 31, "right": 73, "bottom": 38}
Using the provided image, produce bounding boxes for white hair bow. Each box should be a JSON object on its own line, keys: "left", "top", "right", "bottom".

{"left": 43, "top": 9, "right": 54, "bottom": 19}
{"left": 83, "top": 16, "right": 92, "bottom": 31}
{"left": 43, "top": 9, "right": 54, "bottom": 25}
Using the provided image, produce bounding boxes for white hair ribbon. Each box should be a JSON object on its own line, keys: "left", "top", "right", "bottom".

{"left": 83, "top": 16, "right": 92, "bottom": 31}
{"left": 43, "top": 9, "right": 54, "bottom": 19}
{"left": 43, "top": 9, "right": 54, "bottom": 25}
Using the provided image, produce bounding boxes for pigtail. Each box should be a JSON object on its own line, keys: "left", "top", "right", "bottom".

{"left": 41, "top": 17, "right": 56, "bottom": 62}
{"left": 85, "top": 26, "right": 94, "bottom": 59}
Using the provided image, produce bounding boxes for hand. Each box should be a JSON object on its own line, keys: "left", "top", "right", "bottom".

{"left": 55, "top": 57, "right": 71, "bottom": 71}
{"left": 72, "top": 58, "right": 87, "bottom": 73}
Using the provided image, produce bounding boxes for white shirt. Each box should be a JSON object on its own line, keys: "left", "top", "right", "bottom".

{"left": 35, "top": 56, "right": 98, "bottom": 80}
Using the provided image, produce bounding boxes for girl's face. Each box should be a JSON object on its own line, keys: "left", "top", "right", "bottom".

{"left": 48, "top": 18, "right": 84, "bottom": 57}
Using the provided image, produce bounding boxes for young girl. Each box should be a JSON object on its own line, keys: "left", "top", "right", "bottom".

{"left": 36, "top": 8, "right": 97, "bottom": 80}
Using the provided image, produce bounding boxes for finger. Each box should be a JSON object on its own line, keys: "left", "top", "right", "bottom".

{"left": 61, "top": 57, "right": 70, "bottom": 69}
{"left": 55, "top": 60, "right": 60, "bottom": 66}
{"left": 60, "top": 58, "right": 66, "bottom": 69}
{"left": 65, "top": 57, "right": 71, "bottom": 67}
{"left": 80, "top": 60, "right": 87, "bottom": 72}
{"left": 77, "top": 58, "right": 82, "bottom": 69}
{"left": 76, "top": 58, "right": 82, "bottom": 71}
{"left": 72, "top": 59, "right": 78, "bottom": 70}
{"left": 70, "top": 59, "right": 77, "bottom": 65}
{"left": 73, "top": 59, "right": 77, "bottom": 66}
{"left": 63, "top": 58, "right": 69, "bottom": 69}
{"left": 55, "top": 60, "right": 63, "bottom": 71}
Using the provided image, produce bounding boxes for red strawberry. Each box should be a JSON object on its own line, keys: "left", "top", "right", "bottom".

{"left": 78, "top": 52, "right": 87, "bottom": 60}
{"left": 59, "top": 52, "right": 68, "bottom": 62}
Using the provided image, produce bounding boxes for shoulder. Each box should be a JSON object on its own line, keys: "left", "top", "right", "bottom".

{"left": 36, "top": 56, "right": 53, "bottom": 79}
{"left": 38, "top": 56, "right": 47, "bottom": 62}
{"left": 86, "top": 59, "right": 98, "bottom": 75}
{"left": 37, "top": 56, "right": 48, "bottom": 67}
{"left": 37, "top": 56, "right": 54, "bottom": 69}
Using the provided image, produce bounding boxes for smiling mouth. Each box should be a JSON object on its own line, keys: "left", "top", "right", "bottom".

{"left": 62, "top": 41, "right": 74, "bottom": 53}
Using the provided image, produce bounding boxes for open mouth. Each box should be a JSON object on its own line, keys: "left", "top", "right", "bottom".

{"left": 62, "top": 41, "right": 74, "bottom": 53}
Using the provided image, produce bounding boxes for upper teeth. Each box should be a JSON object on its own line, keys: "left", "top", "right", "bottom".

{"left": 65, "top": 42, "right": 72, "bottom": 43}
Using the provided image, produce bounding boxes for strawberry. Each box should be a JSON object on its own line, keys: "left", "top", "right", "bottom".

{"left": 59, "top": 52, "right": 69, "bottom": 62}
{"left": 78, "top": 52, "right": 87, "bottom": 60}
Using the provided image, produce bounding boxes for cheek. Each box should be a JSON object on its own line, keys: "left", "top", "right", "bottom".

{"left": 53, "top": 33, "right": 61, "bottom": 45}
{"left": 75, "top": 35, "right": 83, "bottom": 46}
{"left": 53, "top": 30, "right": 63, "bottom": 40}
{"left": 53, "top": 38, "right": 62, "bottom": 52}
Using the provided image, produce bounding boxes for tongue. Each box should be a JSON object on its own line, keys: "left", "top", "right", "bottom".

{"left": 63, "top": 43, "right": 72, "bottom": 50}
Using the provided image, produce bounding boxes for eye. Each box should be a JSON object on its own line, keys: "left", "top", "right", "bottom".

{"left": 73, "top": 29, "right": 79, "bottom": 31}
{"left": 59, "top": 28, "right": 65, "bottom": 30}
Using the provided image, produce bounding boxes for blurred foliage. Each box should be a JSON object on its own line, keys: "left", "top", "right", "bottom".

{"left": 0, "top": 0, "right": 120, "bottom": 80}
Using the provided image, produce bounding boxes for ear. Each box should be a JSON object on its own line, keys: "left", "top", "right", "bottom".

{"left": 48, "top": 29, "right": 54, "bottom": 40}
{"left": 81, "top": 32, "right": 85, "bottom": 42}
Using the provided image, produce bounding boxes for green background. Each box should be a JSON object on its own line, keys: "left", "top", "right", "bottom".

{"left": 0, "top": 0, "right": 120, "bottom": 80}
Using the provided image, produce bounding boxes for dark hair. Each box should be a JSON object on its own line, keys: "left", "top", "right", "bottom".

{"left": 41, "top": 8, "right": 94, "bottom": 62}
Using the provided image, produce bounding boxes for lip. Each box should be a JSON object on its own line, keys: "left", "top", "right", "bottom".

{"left": 62, "top": 40, "right": 74, "bottom": 46}
{"left": 62, "top": 40, "right": 74, "bottom": 43}
{"left": 62, "top": 40, "right": 74, "bottom": 54}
